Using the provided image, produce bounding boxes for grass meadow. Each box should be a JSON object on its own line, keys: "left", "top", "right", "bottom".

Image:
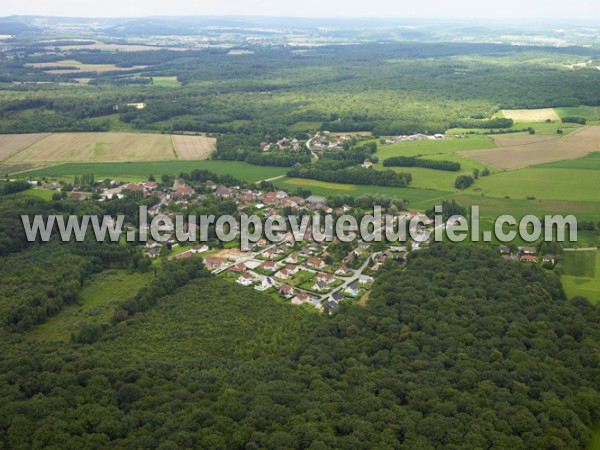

{"left": 376, "top": 135, "right": 495, "bottom": 159}
{"left": 27, "top": 270, "right": 151, "bottom": 342}
{"left": 537, "top": 152, "right": 600, "bottom": 169}
{"left": 560, "top": 251, "right": 600, "bottom": 304}
{"left": 466, "top": 168, "right": 600, "bottom": 202}
{"left": 23, "top": 160, "right": 288, "bottom": 182}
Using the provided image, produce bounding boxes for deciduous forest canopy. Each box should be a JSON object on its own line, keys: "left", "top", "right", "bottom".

{"left": 1, "top": 242, "right": 599, "bottom": 448}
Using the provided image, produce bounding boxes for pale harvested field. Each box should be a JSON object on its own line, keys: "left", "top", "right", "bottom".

{"left": 172, "top": 135, "right": 216, "bottom": 160}
{"left": 492, "top": 134, "right": 558, "bottom": 148}
{"left": 0, "top": 134, "right": 49, "bottom": 161}
{"left": 45, "top": 66, "right": 148, "bottom": 74}
{"left": 28, "top": 61, "right": 148, "bottom": 74}
{"left": 501, "top": 108, "right": 560, "bottom": 121}
{"left": 461, "top": 126, "right": 600, "bottom": 170}
{"left": 6, "top": 133, "right": 176, "bottom": 163}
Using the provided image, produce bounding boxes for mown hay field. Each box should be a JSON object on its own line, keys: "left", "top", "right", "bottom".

{"left": 501, "top": 108, "right": 560, "bottom": 121}
{"left": 172, "top": 135, "right": 216, "bottom": 160}
{"left": 460, "top": 126, "right": 600, "bottom": 170}
{"left": 0, "top": 133, "right": 49, "bottom": 161}
{"left": 491, "top": 134, "right": 558, "bottom": 148}
{"left": 6, "top": 132, "right": 176, "bottom": 163}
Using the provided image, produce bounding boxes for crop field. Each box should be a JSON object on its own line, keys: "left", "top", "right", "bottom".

{"left": 0, "top": 133, "right": 49, "bottom": 160}
{"left": 461, "top": 126, "right": 600, "bottom": 169}
{"left": 6, "top": 132, "right": 176, "bottom": 163}
{"left": 467, "top": 167, "right": 600, "bottom": 202}
{"left": 560, "top": 251, "right": 600, "bottom": 303}
{"left": 500, "top": 108, "right": 560, "bottom": 121}
{"left": 24, "top": 160, "right": 288, "bottom": 182}
{"left": 376, "top": 135, "right": 496, "bottom": 159}
{"left": 273, "top": 177, "right": 452, "bottom": 204}
{"left": 172, "top": 135, "right": 216, "bottom": 159}
{"left": 27, "top": 270, "right": 150, "bottom": 342}
{"left": 491, "top": 134, "right": 558, "bottom": 147}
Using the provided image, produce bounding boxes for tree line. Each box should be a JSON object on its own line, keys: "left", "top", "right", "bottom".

{"left": 383, "top": 156, "right": 460, "bottom": 171}
{"left": 287, "top": 163, "right": 412, "bottom": 187}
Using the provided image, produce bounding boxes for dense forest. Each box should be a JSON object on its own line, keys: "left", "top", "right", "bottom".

{"left": 0, "top": 244, "right": 599, "bottom": 448}
{"left": 1, "top": 42, "right": 600, "bottom": 135}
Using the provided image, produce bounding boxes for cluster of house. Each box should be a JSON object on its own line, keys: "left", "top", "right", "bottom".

{"left": 384, "top": 133, "right": 445, "bottom": 144}
{"left": 100, "top": 179, "right": 159, "bottom": 200}
{"left": 311, "top": 133, "right": 364, "bottom": 151}
{"left": 225, "top": 249, "right": 378, "bottom": 310}
{"left": 499, "top": 245, "right": 557, "bottom": 266}
{"left": 260, "top": 137, "right": 302, "bottom": 152}
{"left": 91, "top": 176, "right": 421, "bottom": 310}
{"left": 217, "top": 230, "right": 402, "bottom": 309}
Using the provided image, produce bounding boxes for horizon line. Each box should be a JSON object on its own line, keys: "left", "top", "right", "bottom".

{"left": 0, "top": 14, "right": 597, "bottom": 23}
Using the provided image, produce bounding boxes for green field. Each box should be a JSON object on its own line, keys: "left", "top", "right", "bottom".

{"left": 414, "top": 193, "right": 600, "bottom": 223}
{"left": 537, "top": 152, "right": 600, "bottom": 170}
{"left": 151, "top": 76, "right": 181, "bottom": 88}
{"left": 288, "top": 121, "right": 321, "bottom": 132}
{"left": 23, "top": 160, "right": 288, "bottom": 182}
{"left": 273, "top": 177, "right": 452, "bottom": 204}
{"left": 376, "top": 153, "right": 493, "bottom": 191}
{"left": 10, "top": 188, "right": 55, "bottom": 200}
{"left": 27, "top": 269, "right": 151, "bottom": 342}
{"left": 376, "top": 135, "right": 495, "bottom": 159}
{"left": 560, "top": 251, "right": 600, "bottom": 304}
{"left": 467, "top": 168, "right": 600, "bottom": 202}
{"left": 554, "top": 106, "right": 600, "bottom": 122}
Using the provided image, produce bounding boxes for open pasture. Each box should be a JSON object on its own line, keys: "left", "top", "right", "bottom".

{"left": 560, "top": 251, "right": 600, "bottom": 303}
{"left": 152, "top": 76, "right": 182, "bottom": 87}
{"left": 554, "top": 106, "right": 600, "bottom": 122}
{"left": 27, "top": 270, "right": 150, "bottom": 342}
{"left": 461, "top": 126, "right": 600, "bottom": 169}
{"left": 172, "top": 135, "right": 216, "bottom": 160}
{"left": 500, "top": 108, "right": 560, "bottom": 121}
{"left": 23, "top": 160, "right": 288, "bottom": 183}
{"left": 0, "top": 133, "right": 49, "bottom": 161}
{"left": 6, "top": 132, "right": 176, "bottom": 163}
{"left": 467, "top": 167, "right": 600, "bottom": 202}
{"left": 376, "top": 135, "right": 495, "bottom": 159}
{"left": 537, "top": 152, "right": 600, "bottom": 170}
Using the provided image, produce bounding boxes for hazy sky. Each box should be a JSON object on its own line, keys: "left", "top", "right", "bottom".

{"left": 1, "top": 0, "right": 599, "bottom": 20}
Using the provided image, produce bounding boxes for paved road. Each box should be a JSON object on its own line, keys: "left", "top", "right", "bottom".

{"left": 324, "top": 257, "right": 374, "bottom": 301}
{"left": 256, "top": 175, "right": 286, "bottom": 184}
{"left": 306, "top": 134, "right": 319, "bottom": 160}
{"left": 563, "top": 247, "right": 598, "bottom": 252}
